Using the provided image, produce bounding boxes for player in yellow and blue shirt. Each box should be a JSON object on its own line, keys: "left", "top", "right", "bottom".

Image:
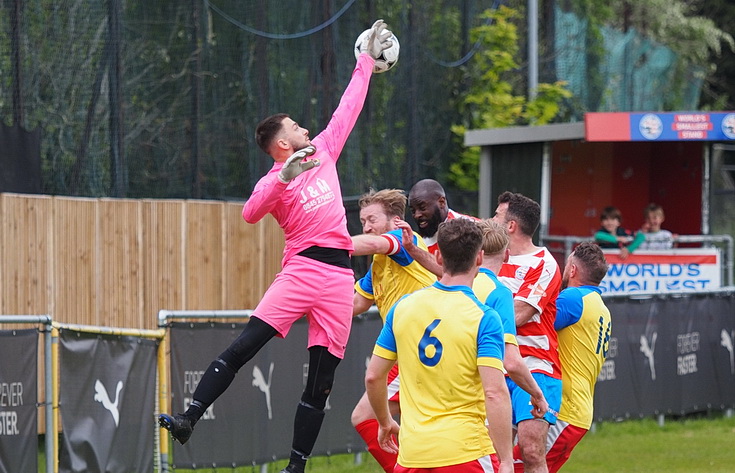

{"left": 354, "top": 228, "right": 436, "bottom": 322}
{"left": 351, "top": 188, "right": 436, "bottom": 472}
{"left": 473, "top": 220, "right": 548, "bottom": 423}
{"left": 365, "top": 218, "right": 514, "bottom": 473}
{"left": 521, "top": 242, "right": 611, "bottom": 473}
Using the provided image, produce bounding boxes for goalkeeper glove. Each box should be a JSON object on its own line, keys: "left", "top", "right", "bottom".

{"left": 278, "top": 146, "right": 318, "bottom": 183}
{"left": 360, "top": 19, "right": 393, "bottom": 60}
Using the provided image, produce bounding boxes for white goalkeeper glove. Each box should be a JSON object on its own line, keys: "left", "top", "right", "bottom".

{"left": 278, "top": 145, "right": 318, "bottom": 183}
{"left": 360, "top": 19, "right": 393, "bottom": 60}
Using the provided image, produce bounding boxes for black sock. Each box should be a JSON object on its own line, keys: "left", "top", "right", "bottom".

{"left": 185, "top": 359, "right": 236, "bottom": 422}
{"left": 182, "top": 400, "right": 204, "bottom": 427}
{"left": 288, "top": 449, "right": 308, "bottom": 471}
{"left": 291, "top": 401, "right": 325, "bottom": 460}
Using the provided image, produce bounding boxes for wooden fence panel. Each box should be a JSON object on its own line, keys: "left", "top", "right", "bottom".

{"left": 224, "top": 202, "right": 256, "bottom": 309}
{"left": 0, "top": 194, "right": 53, "bottom": 317}
{"left": 0, "top": 194, "right": 287, "bottom": 330}
{"left": 184, "top": 201, "right": 225, "bottom": 310}
{"left": 142, "top": 200, "right": 185, "bottom": 329}
{"left": 99, "top": 199, "right": 143, "bottom": 328}
{"left": 52, "top": 197, "right": 97, "bottom": 325}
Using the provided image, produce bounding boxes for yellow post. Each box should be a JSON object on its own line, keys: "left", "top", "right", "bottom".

{"left": 158, "top": 330, "right": 170, "bottom": 471}
{"left": 51, "top": 323, "right": 166, "bottom": 472}
{"left": 51, "top": 326, "right": 59, "bottom": 473}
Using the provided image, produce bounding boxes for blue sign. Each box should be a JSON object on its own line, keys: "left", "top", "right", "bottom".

{"left": 630, "top": 112, "right": 735, "bottom": 141}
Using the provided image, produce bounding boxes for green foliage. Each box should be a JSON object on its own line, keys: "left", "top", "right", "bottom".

{"left": 613, "top": 0, "right": 734, "bottom": 65}
{"left": 448, "top": 6, "right": 571, "bottom": 191}
{"left": 562, "top": 0, "right": 735, "bottom": 111}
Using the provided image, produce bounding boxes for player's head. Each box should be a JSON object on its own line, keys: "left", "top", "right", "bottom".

{"left": 600, "top": 206, "right": 622, "bottom": 233}
{"left": 477, "top": 219, "right": 509, "bottom": 260}
{"left": 493, "top": 191, "right": 540, "bottom": 238}
{"left": 408, "top": 179, "right": 448, "bottom": 238}
{"left": 563, "top": 242, "right": 609, "bottom": 289}
{"left": 255, "top": 113, "right": 311, "bottom": 157}
{"left": 644, "top": 203, "right": 665, "bottom": 232}
{"left": 358, "top": 188, "right": 407, "bottom": 235}
{"left": 437, "top": 218, "right": 483, "bottom": 275}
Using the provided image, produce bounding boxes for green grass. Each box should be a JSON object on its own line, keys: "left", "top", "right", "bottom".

{"left": 561, "top": 414, "right": 735, "bottom": 473}
{"left": 297, "top": 414, "right": 735, "bottom": 473}
{"left": 42, "top": 414, "right": 735, "bottom": 472}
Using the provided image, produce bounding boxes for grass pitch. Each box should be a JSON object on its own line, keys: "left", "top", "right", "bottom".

{"left": 165, "top": 413, "right": 735, "bottom": 472}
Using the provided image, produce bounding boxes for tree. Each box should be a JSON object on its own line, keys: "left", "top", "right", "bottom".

{"left": 562, "top": 0, "right": 734, "bottom": 110}
{"left": 448, "top": 6, "right": 571, "bottom": 191}
{"left": 692, "top": 0, "right": 735, "bottom": 109}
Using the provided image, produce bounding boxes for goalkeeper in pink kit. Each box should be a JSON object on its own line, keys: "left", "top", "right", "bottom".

{"left": 158, "top": 20, "right": 394, "bottom": 473}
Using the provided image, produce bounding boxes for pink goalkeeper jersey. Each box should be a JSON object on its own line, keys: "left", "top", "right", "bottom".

{"left": 242, "top": 54, "right": 375, "bottom": 264}
{"left": 497, "top": 247, "right": 562, "bottom": 379}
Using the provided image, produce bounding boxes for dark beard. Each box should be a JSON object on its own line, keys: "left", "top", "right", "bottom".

{"left": 416, "top": 211, "right": 443, "bottom": 238}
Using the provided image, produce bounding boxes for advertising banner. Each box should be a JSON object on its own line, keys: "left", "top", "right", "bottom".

{"left": 168, "top": 316, "right": 382, "bottom": 469}
{"left": 586, "top": 111, "right": 735, "bottom": 141}
{"left": 58, "top": 330, "right": 158, "bottom": 473}
{"left": 594, "top": 292, "right": 735, "bottom": 421}
{"left": 600, "top": 249, "right": 721, "bottom": 294}
{"left": 0, "top": 329, "right": 37, "bottom": 473}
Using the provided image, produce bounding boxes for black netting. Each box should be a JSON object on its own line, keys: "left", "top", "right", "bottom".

{"left": 0, "top": 0, "right": 500, "bottom": 199}
{"left": 0, "top": 0, "right": 707, "bottom": 200}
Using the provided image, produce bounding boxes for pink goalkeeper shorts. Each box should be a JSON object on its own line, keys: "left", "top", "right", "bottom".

{"left": 252, "top": 254, "right": 354, "bottom": 359}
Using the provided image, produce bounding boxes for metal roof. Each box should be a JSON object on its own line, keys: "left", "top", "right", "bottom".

{"left": 464, "top": 122, "right": 585, "bottom": 146}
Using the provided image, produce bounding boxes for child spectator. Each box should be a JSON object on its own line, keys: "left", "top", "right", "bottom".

{"left": 639, "top": 203, "right": 676, "bottom": 250}
{"left": 594, "top": 206, "right": 644, "bottom": 260}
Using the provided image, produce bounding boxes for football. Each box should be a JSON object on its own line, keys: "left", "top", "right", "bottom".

{"left": 354, "top": 28, "right": 400, "bottom": 74}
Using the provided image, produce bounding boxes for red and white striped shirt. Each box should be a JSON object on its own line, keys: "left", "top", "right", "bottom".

{"left": 497, "top": 247, "right": 562, "bottom": 379}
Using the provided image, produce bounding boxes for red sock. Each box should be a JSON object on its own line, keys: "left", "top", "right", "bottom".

{"left": 355, "top": 419, "right": 397, "bottom": 473}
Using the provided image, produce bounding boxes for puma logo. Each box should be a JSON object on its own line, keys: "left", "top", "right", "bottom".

{"left": 252, "top": 363, "right": 274, "bottom": 420}
{"left": 640, "top": 333, "right": 657, "bottom": 380}
{"left": 94, "top": 380, "right": 123, "bottom": 427}
{"left": 721, "top": 329, "right": 734, "bottom": 374}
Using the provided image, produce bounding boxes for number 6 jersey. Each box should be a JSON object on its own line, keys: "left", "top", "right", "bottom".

{"left": 372, "top": 281, "right": 505, "bottom": 468}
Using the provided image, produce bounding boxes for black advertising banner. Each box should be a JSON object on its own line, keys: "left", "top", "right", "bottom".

{"left": 315, "top": 314, "right": 383, "bottom": 455}
{"left": 168, "top": 316, "right": 383, "bottom": 468}
{"left": 165, "top": 293, "right": 734, "bottom": 467}
{"left": 595, "top": 292, "right": 735, "bottom": 421}
{"left": 711, "top": 296, "right": 735, "bottom": 408}
{"left": 0, "top": 329, "right": 38, "bottom": 473}
{"left": 58, "top": 330, "right": 158, "bottom": 473}
{"left": 0, "top": 123, "right": 42, "bottom": 194}
{"left": 169, "top": 322, "right": 255, "bottom": 468}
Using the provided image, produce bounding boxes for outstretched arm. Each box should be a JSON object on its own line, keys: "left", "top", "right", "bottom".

{"left": 395, "top": 220, "right": 443, "bottom": 277}
{"left": 594, "top": 231, "right": 618, "bottom": 245}
{"left": 352, "top": 234, "right": 394, "bottom": 256}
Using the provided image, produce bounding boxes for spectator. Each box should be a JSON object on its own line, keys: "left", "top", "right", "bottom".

{"left": 639, "top": 203, "right": 676, "bottom": 250}
{"left": 594, "top": 206, "right": 644, "bottom": 260}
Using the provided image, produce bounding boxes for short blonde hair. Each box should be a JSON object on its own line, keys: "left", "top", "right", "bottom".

{"left": 358, "top": 188, "right": 406, "bottom": 218}
{"left": 477, "top": 219, "right": 509, "bottom": 256}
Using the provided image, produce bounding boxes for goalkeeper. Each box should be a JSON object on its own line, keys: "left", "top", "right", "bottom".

{"left": 159, "top": 20, "right": 393, "bottom": 473}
